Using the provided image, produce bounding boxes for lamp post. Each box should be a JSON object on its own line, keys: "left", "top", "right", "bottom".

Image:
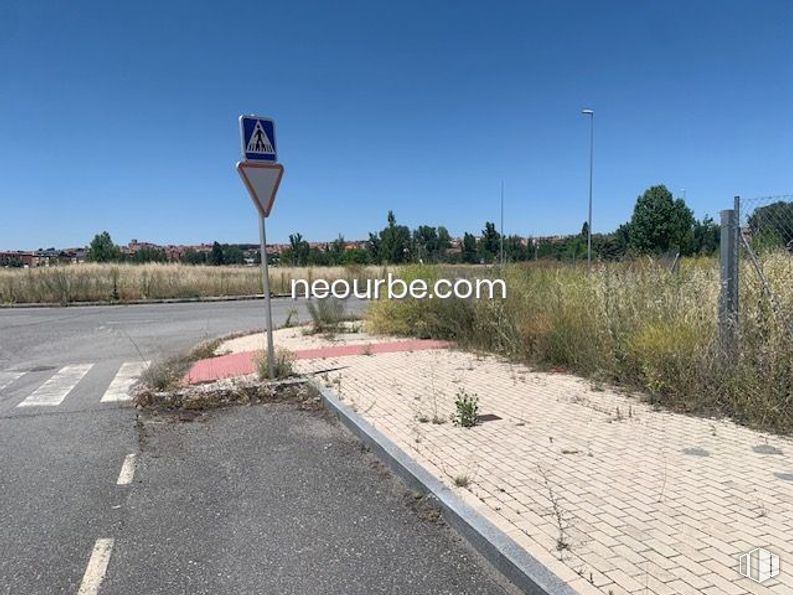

{"left": 582, "top": 108, "right": 594, "bottom": 273}
{"left": 500, "top": 180, "right": 505, "bottom": 266}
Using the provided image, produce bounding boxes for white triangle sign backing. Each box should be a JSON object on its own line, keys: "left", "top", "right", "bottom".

{"left": 236, "top": 162, "right": 284, "bottom": 218}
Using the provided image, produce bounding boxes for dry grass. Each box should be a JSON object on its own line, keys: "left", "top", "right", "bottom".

{"left": 0, "top": 263, "right": 385, "bottom": 304}
{"left": 255, "top": 348, "right": 296, "bottom": 380}
{"left": 139, "top": 337, "right": 225, "bottom": 391}
{"left": 366, "top": 255, "right": 793, "bottom": 433}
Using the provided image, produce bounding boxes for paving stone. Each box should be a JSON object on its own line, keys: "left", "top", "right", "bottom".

{"left": 288, "top": 341, "right": 793, "bottom": 594}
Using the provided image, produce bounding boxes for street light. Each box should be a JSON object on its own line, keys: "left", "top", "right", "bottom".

{"left": 582, "top": 108, "right": 594, "bottom": 273}
{"left": 500, "top": 180, "right": 505, "bottom": 266}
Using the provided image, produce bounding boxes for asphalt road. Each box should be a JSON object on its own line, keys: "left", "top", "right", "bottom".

{"left": 0, "top": 299, "right": 517, "bottom": 595}
{"left": 0, "top": 297, "right": 367, "bottom": 371}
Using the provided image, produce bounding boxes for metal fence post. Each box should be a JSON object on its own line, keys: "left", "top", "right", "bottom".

{"left": 733, "top": 195, "right": 741, "bottom": 326}
{"left": 719, "top": 202, "right": 739, "bottom": 358}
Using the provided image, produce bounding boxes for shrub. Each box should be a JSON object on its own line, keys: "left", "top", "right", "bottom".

{"left": 256, "top": 348, "right": 296, "bottom": 380}
{"left": 306, "top": 298, "right": 347, "bottom": 335}
{"left": 139, "top": 339, "right": 223, "bottom": 391}
{"left": 141, "top": 357, "right": 190, "bottom": 391}
{"left": 453, "top": 389, "right": 480, "bottom": 428}
{"left": 625, "top": 320, "right": 711, "bottom": 407}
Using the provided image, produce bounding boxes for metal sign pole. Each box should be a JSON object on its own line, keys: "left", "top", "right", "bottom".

{"left": 258, "top": 214, "right": 275, "bottom": 378}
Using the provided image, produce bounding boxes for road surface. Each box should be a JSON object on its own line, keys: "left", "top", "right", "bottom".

{"left": 0, "top": 299, "right": 517, "bottom": 595}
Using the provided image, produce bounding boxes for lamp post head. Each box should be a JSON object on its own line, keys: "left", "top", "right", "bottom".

{"left": 582, "top": 109, "right": 594, "bottom": 115}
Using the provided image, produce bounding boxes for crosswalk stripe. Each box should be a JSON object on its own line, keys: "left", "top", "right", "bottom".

{"left": 16, "top": 364, "right": 94, "bottom": 407}
{"left": 101, "top": 361, "right": 149, "bottom": 403}
{"left": 0, "top": 371, "right": 24, "bottom": 392}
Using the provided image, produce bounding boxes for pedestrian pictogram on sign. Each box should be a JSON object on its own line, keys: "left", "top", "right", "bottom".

{"left": 247, "top": 120, "right": 274, "bottom": 154}
{"left": 239, "top": 115, "right": 277, "bottom": 162}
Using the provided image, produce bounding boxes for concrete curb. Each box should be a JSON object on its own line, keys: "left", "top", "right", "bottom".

{"left": 314, "top": 382, "right": 580, "bottom": 595}
{"left": 0, "top": 293, "right": 293, "bottom": 309}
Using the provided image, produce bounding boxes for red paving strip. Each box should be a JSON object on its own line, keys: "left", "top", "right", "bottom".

{"left": 184, "top": 339, "right": 452, "bottom": 385}
{"left": 185, "top": 351, "right": 258, "bottom": 384}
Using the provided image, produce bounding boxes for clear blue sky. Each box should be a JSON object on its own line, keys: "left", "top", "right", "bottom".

{"left": 2, "top": 1, "right": 792, "bottom": 250}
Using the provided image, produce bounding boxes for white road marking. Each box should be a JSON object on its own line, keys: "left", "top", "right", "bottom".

{"left": 101, "top": 361, "right": 149, "bottom": 403}
{"left": 77, "top": 538, "right": 114, "bottom": 595}
{"left": 16, "top": 364, "right": 93, "bottom": 407}
{"left": 0, "top": 371, "right": 24, "bottom": 392}
{"left": 116, "top": 454, "right": 136, "bottom": 485}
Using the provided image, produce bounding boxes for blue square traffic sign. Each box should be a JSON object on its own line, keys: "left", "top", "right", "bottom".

{"left": 239, "top": 115, "right": 277, "bottom": 162}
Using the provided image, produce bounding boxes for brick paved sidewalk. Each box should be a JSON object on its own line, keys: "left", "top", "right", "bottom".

{"left": 215, "top": 328, "right": 793, "bottom": 594}
{"left": 295, "top": 348, "right": 793, "bottom": 594}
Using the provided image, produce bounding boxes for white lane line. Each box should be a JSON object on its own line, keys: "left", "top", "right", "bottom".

{"left": 77, "top": 538, "right": 114, "bottom": 595}
{"left": 101, "top": 361, "right": 149, "bottom": 403}
{"left": 16, "top": 364, "right": 94, "bottom": 407}
{"left": 0, "top": 371, "right": 24, "bottom": 392}
{"left": 116, "top": 454, "right": 136, "bottom": 485}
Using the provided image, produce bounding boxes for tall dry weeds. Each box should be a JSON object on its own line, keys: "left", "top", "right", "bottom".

{"left": 367, "top": 256, "right": 793, "bottom": 434}
{"left": 0, "top": 263, "right": 384, "bottom": 304}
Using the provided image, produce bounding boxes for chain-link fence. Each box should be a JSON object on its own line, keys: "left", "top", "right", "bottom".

{"left": 742, "top": 195, "right": 793, "bottom": 252}
{"left": 711, "top": 195, "right": 793, "bottom": 430}
{"left": 739, "top": 195, "right": 793, "bottom": 340}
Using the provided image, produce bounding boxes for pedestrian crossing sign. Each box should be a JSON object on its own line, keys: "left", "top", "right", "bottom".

{"left": 239, "top": 115, "right": 277, "bottom": 162}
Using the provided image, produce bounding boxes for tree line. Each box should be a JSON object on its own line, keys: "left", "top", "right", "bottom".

{"left": 278, "top": 184, "right": 722, "bottom": 265}
{"left": 83, "top": 184, "right": 793, "bottom": 266}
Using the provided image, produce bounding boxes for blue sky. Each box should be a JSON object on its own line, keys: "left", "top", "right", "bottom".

{"left": 1, "top": 1, "right": 792, "bottom": 250}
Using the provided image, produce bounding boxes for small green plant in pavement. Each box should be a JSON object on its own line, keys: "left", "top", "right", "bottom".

{"left": 453, "top": 389, "right": 480, "bottom": 428}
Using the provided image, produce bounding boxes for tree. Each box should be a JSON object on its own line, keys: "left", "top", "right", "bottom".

{"left": 343, "top": 248, "right": 371, "bottom": 265}
{"left": 628, "top": 185, "right": 695, "bottom": 255}
{"left": 747, "top": 201, "right": 793, "bottom": 248}
{"left": 692, "top": 216, "right": 720, "bottom": 255}
{"left": 330, "top": 235, "right": 346, "bottom": 263}
{"left": 286, "top": 233, "right": 310, "bottom": 266}
{"left": 208, "top": 241, "right": 225, "bottom": 266}
{"left": 223, "top": 245, "right": 245, "bottom": 265}
{"left": 87, "top": 232, "right": 120, "bottom": 262}
{"left": 413, "top": 225, "right": 439, "bottom": 263}
{"left": 182, "top": 250, "right": 207, "bottom": 265}
{"left": 437, "top": 226, "right": 452, "bottom": 260}
{"left": 377, "top": 211, "right": 411, "bottom": 264}
{"left": 131, "top": 247, "right": 167, "bottom": 263}
{"left": 307, "top": 246, "right": 331, "bottom": 266}
{"left": 504, "top": 235, "right": 525, "bottom": 262}
{"left": 366, "top": 232, "right": 381, "bottom": 262}
{"left": 560, "top": 235, "right": 586, "bottom": 262}
{"left": 592, "top": 233, "right": 623, "bottom": 261}
{"left": 614, "top": 223, "right": 631, "bottom": 255}
{"left": 462, "top": 232, "right": 478, "bottom": 264}
{"left": 479, "top": 222, "right": 500, "bottom": 262}
{"left": 581, "top": 221, "right": 589, "bottom": 239}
